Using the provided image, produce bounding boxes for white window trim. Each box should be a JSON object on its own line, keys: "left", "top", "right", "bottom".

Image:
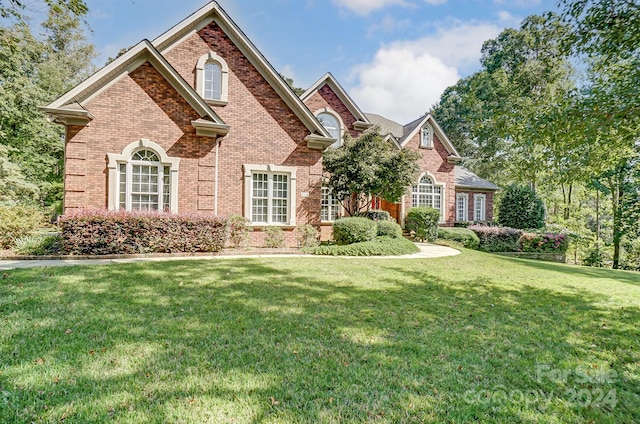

{"left": 411, "top": 171, "right": 446, "bottom": 223}
{"left": 456, "top": 193, "right": 469, "bottom": 222}
{"left": 243, "top": 164, "right": 297, "bottom": 226}
{"left": 420, "top": 123, "right": 433, "bottom": 148}
{"left": 314, "top": 108, "right": 344, "bottom": 148}
{"left": 196, "top": 51, "right": 229, "bottom": 104}
{"left": 474, "top": 193, "right": 487, "bottom": 222}
{"left": 321, "top": 186, "right": 341, "bottom": 222}
{"left": 107, "top": 139, "right": 180, "bottom": 213}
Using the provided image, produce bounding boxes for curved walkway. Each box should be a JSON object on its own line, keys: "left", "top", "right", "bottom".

{"left": 0, "top": 243, "right": 459, "bottom": 270}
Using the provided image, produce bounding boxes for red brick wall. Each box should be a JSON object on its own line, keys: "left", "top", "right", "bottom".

{"left": 402, "top": 131, "right": 456, "bottom": 226}
{"left": 303, "top": 85, "right": 361, "bottom": 138}
{"left": 64, "top": 62, "right": 215, "bottom": 213}
{"left": 64, "top": 21, "right": 325, "bottom": 246}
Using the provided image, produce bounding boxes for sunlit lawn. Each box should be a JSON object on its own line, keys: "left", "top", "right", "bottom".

{"left": 1, "top": 249, "right": 639, "bottom": 423}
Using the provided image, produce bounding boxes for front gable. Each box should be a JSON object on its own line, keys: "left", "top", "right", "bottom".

{"left": 153, "top": 2, "right": 334, "bottom": 150}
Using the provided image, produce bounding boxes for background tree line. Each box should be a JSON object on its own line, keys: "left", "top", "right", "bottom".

{"left": 431, "top": 0, "right": 639, "bottom": 268}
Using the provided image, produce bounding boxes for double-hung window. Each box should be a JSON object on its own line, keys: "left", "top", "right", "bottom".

{"left": 456, "top": 193, "right": 468, "bottom": 222}
{"left": 474, "top": 194, "right": 486, "bottom": 221}
{"left": 321, "top": 186, "right": 340, "bottom": 222}
{"left": 244, "top": 164, "right": 297, "bottom": 226}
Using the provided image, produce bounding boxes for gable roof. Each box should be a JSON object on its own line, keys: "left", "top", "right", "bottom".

{"left": 301, "top": 73, "right": 372, "bottom": 130}
{"left": 42, "top": 40, "right": 228, "bottom": 135}
{"left": 366, "top": 113, "right": 461, "bottom": 160}
{"left": 152, "top": 1, "right": 334, "bottom": 147}
{"left": 455, "top": 166, "right": 501, "bottom": 191}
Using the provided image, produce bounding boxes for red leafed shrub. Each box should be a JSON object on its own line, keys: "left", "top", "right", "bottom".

{"left": 59, "top": 209, "right": 228, "bottom": 255}
{"left": 468, "top": 225, "right": 523, "bottom": 252}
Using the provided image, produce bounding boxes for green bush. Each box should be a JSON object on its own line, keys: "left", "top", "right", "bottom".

{"left": 332, "top": 217, "right": 377, "bottom": 245}
{"left": 583, "top": 245, "right": 609, "bottom": 267}
{"left": 264, "top": 226, "right": 286, "bottom": 248}
{"left": 357, "top": 209, "right": 391, "bottom": 221}
{"left": 0, "top": 204, "right": 45, "bottom": 249}
{"left": 437, "top": 227, "right": 480, "bottom": 249}
{"left": 405, "top": 207, "right": 440, "bottom": 242}
{"left": 295, "top": 224, "right": 319, "bottom": 248}
{"left": 469, "top": 225, "right": 523, "bottom": 252}
{"left": 228, "top": 214, "right": 251, "bottom": 248}
{"left": 13, "top": 233, "right": 62, "bottom": 256}
{"left": 497, "top": 184, "right": 545, "bottom": 230}
{"left": 59, "top": 210, "right": 228, "bottom": 255}
{"left": 307, "top": 236, "right": 419, "bottom": 256}
{"left": 377, "top": 220, "right": 403, "bottom": 238}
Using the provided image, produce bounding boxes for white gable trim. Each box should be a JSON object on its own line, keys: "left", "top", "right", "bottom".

{"left": 43, "top": 40, "right": 226, "bottom": 131}
{"left": 400, "top": 114, "right": 461, "bottom": 159}
{"left": 152, "top": 1, "right": 331, "bottom": 140}
{"left": 301, "top": 72, "right": 372, "bottom": 126}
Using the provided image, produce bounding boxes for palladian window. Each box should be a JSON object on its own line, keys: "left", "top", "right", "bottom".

{"left": 411, "top": 175, "right": 443, "bottom": 220}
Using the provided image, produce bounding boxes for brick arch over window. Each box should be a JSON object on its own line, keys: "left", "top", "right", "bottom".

{"left": 107, "top": 139, "right": 180, "bottom": 213}
{"left": 195, "top": 51, "right": 229, "bottom": 103}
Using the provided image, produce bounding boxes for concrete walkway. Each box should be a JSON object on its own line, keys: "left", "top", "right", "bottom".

{"left": 0, "top": 243, "right": 459, "bottom": 270}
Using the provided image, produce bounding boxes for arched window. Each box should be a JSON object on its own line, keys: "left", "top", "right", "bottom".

{"left": 421, "top": 124, "right": 433, "bottom": 148}
{"left": 317, "top": 112, "right": 341, "bottom": 148}
{"left": 203, "top": 62, "right": 222, "bottom": 100}
{"left": 196, "top": 51, "right": 229, "bottom": 103}
{"left": 411, "top": 175, "right": 443, "bottom": 218}
{"left": 108, "top": 140, "right": 180, "bottom": 213}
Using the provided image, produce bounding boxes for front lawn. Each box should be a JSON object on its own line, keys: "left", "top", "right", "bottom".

{"left": 1, "top": 250, "right": 639, "bottom": 423}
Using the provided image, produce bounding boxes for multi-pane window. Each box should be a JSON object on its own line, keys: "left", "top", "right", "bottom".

{"left": 203, "top": 62, "right": 222, "bottom": 100}
{"left": 317, "top": 112, "right": 341, "bottom": 148}
{"left": 456, "top": 193, "right": 468, "bottom": 222}
{"left": 251, "top": 172, "right": 289, "bottom": 224}
{"left": 474, "top": 194, "right": 486, "bottom": 222}
{"left": 411, "top": 175, "right": 442, "bottom": 219}
{"left": 321, "top": 186, "right": 340, "bottom": 222}
{"left": 118, "top": 149, "right": 171, "bottom": 212}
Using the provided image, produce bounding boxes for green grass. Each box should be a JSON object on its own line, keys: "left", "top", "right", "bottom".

{"left": 1, "top": 249, "right": 639, "bottom": 423}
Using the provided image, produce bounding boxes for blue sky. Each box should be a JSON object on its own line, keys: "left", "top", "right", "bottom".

{"left": 84, "top": 0, "right": 560, "bottom": 122}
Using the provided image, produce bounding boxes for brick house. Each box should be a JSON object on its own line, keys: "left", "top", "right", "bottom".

{"left": 43, "top": 1, "right": 498, "bottom": 245}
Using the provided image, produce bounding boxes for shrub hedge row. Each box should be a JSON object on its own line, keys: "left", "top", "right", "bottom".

{"left": 437, "top": 227, "right": 480, "bottom": 249}
{"left": 308, "top": 236, "right": 419, "bottom": 256}
{"left": 519, "top": 232, "right": 569, "bottom": 253}
{"left": 468, "top": 225, "right": 523, "bottom": 252}
{"left": 332, "top": 217, "right": 378, "bottom": 245}
{"left": 59, "top": 210, "right": 228, "bottom": 255}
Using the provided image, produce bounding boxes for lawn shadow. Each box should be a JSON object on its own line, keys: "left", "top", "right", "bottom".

{"left": 1, "top": 258, "right": 638, "bottom": 423}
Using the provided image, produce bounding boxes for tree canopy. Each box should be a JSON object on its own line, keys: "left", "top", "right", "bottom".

{"left": 322, "top": 127, "right": 420, "bottom": 216}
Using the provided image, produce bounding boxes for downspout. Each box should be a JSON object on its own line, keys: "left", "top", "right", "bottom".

{"left": 214, "top": 136, "right": 220, "bottom": 215}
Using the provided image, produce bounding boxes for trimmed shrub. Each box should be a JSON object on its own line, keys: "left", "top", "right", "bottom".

{"left": 437, "top": 227, "right": 480, "bottom": 249}
{"left": 0, "top": 204, "right": 45, "bottom": 249}
{"left": 264, "top": 226, "right": 285, "bottom": 248}
{"left": 519, "top": 232, "right": 569, "bottom": 253}
{"left": 307, "top": 236, "right": 419, "bottom": 256}
{"left": 357, "top": 209, "right": 391, "bottom": 221}
{"left": 469, "top": 225, "right": 523, "bottom": 252}
{"left": 59, "top": 210, "right": 228, "bottom": 255}
{"left": 583, "top": 246, "right": 608, "bottom": 267}
{"left": 332, "top": 217, "right": 377, "bottom": 245}
{"left": 228, "top": 214, "right": 251, "bottom": 248}
{"left": 13, "top": 233, "right": 62, "bottom": 256}
{"left": 377, "top": 220, "right": 403, "bottom": 238}
{"left": 497, "top": 184, "right": 545, "bottom": 230}
{"left": 405, "top": 207, "right": 440, "bottom": 242}
{"left": 295, "top": 224, "right": 319, "bottom": 248}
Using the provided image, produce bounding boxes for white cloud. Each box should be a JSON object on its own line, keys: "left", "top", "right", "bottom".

{"left": 350, "top": 47, "right": 460, "bottom": 123}
{"left": 332, "top": 0, "right": 409, "bottom": 16}
{"left": 367, "top": 15, "right": 411, "bottom": 36}
{"left": 349, "top": 21, "right": 502, "bottom": 122}
{"left": 424, "top": 0, "right": 448, "bottom": 4}
{"left": 497, "top": 10, "right": 522, "bottom": 27}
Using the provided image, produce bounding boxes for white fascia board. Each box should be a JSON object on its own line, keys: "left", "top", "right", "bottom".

{"left": 153, "top": 1, "right": 330, "bottom": 139}
{"left": 301, "top": 72, "right": 371, "bottom": 124}
{"left": 399, "top": 114, "right": 461, "bottom": 157}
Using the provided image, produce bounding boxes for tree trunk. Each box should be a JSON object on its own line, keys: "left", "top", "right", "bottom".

{"left": 610, "top": 176, "right": 621, "bottom": 269}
